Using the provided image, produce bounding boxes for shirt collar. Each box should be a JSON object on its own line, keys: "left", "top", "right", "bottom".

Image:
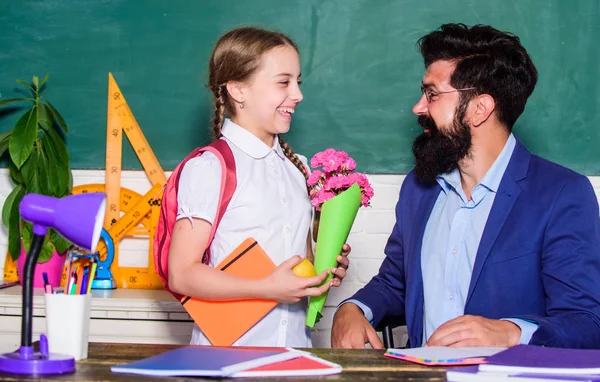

{"left": 437, "top": 133, "right": 517, "bottom": 195}
{"left": 221, "top": 118, "right": 286, "bottom": 160}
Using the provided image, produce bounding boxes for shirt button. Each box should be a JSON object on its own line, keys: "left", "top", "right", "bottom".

{"left": 285, "top": 227, "right": 290, "bottom": 234}
{"left": 281, "top": 320, "right": 288, "bottom": 326}
{"left": 449, "top": 294, "right": 455, "bottom": 300}
{"left": 451, "top": 248, "right": 457, "bottom": 255}
{"left": 282, "top": 197, "right": 287, "bottom": 203}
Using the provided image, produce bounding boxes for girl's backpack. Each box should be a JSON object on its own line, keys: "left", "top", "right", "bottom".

{"left": 153, "top": 139, "right": 236, "bottom": 300}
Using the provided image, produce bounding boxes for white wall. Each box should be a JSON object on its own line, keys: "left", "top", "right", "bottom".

{"left": 1, "top": 169, "right": 599, "bottom": 347}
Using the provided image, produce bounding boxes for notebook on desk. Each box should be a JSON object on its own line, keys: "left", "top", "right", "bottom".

{"left": 180, "top": 237, "right": 278, "bottom": 346}
{"left": 110, "top": 346, "right": 342, "bottom": 378}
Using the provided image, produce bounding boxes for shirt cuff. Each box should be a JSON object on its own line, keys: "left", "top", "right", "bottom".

{"left": 502, "top": 318, "right": 539, "bottom": 344}
{"left": 336, "top": 299, "right": 374, "bottom": 324}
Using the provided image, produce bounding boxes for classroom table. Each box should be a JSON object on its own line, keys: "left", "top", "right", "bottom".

{"left": 0, "top": 342, "right": 449, "bottom": 381}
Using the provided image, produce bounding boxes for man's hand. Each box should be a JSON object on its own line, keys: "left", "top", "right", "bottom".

{"left": 426, "top": 315, "right": 521, "bottom": 347}
{"left": 331, "top": 303, "right": 384, "bottom": 349}
{"left": 331, "top": 244, "right": 351, "bottom": 287}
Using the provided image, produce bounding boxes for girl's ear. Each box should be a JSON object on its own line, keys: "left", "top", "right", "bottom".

{"left": 226, "top": 81, "right": 246, "bottom": 104}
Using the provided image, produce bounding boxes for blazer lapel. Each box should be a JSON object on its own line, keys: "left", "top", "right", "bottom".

{"left": 466, "top": 139, "right": 531, "bottom": 304}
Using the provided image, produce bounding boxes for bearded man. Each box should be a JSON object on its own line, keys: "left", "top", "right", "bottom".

{"left": 331, "top": 23, "right": 600, "bottom": 349}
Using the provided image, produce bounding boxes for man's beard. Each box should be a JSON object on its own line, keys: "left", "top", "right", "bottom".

{"left": 411, "top": 105, "right": 472, "bottom": 183}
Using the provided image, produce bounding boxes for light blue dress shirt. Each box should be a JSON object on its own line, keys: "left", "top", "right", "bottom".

{"left": 347, "top": 134, "right": 537, "bottom": 345}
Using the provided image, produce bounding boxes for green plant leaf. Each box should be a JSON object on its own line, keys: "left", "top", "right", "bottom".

{"left": 8, "top": 160, "right": 22, "bottom": 185}
{"left": 2, "top": 184, "right": 24, "bottom": 228}
{"left": 44, "top": 99, "right": 68, "bottom": 133}
{"left": 49, "top": 229, "right": 71, "bottom": 254}
{"left": 43, "top": 130, "right": 70, "bottom": 195}
{"left": 38, "top": 235, "right": 55, "bottom": 263}
{"left": 0, "top": 98, "right": 28, "bottom": 107}
{"left": 46, "top": 127, "right": 69, "bottom": 165}
{"left": 32, "top": 76, "right": 39, "bottom": 90}
{"left": 38, "top": 104, "right": 53, "bottom": 131}
{"left": 41, "top": 135, "right": 61, "bottom": 196}
{"left": 4, "top": 185, "right": 25, "bottom": 261}
{"left": 67, "top": 168, "right": 73, "bottom": 192}
{"left": 39, "top": 74, "right": 49, "bottom": 89}
{"left": 21, "top": 222, "right": 32, "bottom": 252}
{"left": 37, "top": 148, "right": 51, "bottom": 195}
{"left": 21, "top": 223, "right": 55, "bottom": 263}
{"left": 0, "top": 131, "right": 12, "bottom": 158}
{"left": 20, "top": 148, "right": 39, "bottom": 187}
{"left": 9, "top": 106, "right": 37, "bottom": 169}
{"left": 16, "top": 79, "right": 34, "bottom": 92}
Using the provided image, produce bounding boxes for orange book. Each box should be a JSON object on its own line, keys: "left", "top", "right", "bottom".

{"left": 180, "top": 238, "right": 278, "bottom": 346}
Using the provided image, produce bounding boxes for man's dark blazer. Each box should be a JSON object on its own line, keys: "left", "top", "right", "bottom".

{"left": 351, "top": 138, "right": 600, "bottom": 348}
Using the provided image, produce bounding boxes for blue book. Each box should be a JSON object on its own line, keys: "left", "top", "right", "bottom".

{"left": 480, "top": 345, "right": 600, "bottom": 375}
{"left": 447, "top": 366, "right": 600, "bottom": 382}
{"left": 110, "top": 346, "right": 304, "bottom": 377}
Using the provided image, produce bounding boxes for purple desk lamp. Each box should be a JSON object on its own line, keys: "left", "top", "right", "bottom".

{"left": 0, "top": 192, "right": 106, "bottom": 375}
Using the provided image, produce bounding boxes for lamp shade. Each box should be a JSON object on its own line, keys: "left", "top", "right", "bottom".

{"left": 19, "top": 193, "right": 106, "bottom": 252}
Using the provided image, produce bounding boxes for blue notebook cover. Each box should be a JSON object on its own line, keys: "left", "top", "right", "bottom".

{"left": 110, "top": 346, "right": 303, "bottom": 377}
{"left": 480, "top": 345, "right": 600, "bottom": 375}
{"left": 447, "top": 366, "right": 600, "bottom": 382}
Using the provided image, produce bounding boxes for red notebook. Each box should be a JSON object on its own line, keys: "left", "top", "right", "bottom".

{"left": 233, "top": 352, "right": 343, "bottom": 377}
{"left": 180, "top": 238, "right": 278, "bottom": 346}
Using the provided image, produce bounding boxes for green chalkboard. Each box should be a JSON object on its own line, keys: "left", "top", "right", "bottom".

{"left": 0, "top": 0, "right": 599, "bottom": 173}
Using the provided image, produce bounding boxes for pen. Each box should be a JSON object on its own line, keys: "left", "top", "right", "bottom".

{"left": 87, "top": 262, "right": 97, "bottom": 294}
{"left": 42, "top": 272, "right": 53, "bottom": 294}
{"left": 64, "top": 252, "right": 73, "bottom": 294}
{"left": 79, "top": 266, "right": 89, "bottom": 295}
{"left": 69, "top": 267, "right": 77, "bottom": 295}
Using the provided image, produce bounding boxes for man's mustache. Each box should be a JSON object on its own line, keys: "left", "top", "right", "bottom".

{"left": 417, "top": 115, "right": 438, "bottom": 132}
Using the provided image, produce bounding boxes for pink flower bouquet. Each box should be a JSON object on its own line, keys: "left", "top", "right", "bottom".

{"left": 305, "top": 149, "right": 373, "bottom": 327}
{"left": 307, "top": 149, "right": 374, "bottom": 210}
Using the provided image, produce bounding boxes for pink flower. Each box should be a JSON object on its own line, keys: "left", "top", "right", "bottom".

{"left": 321, "top": 153, "right": 343, "bottom": 173}
{"left": 307, "top": 170, "right": 324, "bottom": 187}
{"left": 341, "top": 158, "right": 356, "bottom": 171}
{"left": 307, "top": 148, "right": 374, "bottom": 210}
{"left": 312, "top": 188, "right": 335, "bottom": 210}
{"left": 325, "top": 175, "right": 346, "bottom": 190}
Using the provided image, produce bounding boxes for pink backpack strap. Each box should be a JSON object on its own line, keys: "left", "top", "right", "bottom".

{"left": 204, "top": 140, "right": 236, "bottom": 264}
{"left": 173, "top": 139, "right": 236, "bottom": 265}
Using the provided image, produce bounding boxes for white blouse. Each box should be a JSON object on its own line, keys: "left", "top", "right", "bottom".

{"left": 176, "top": 118, "right": 313, "bottom": 347}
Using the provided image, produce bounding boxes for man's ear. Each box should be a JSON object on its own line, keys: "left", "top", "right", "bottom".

{"left": 226, "top": 81, "right": 246, "bottom": 104}
{"left": 470, "top": 94, "right": 495, "bottom": 127}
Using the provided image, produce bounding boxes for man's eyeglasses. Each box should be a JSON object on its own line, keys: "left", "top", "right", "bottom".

{"left": 420, "top": 85, "right": 477, "bottom": 103}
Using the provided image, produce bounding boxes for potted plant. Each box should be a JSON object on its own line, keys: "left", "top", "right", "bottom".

{"left": 0, "top": 74, "right": 72, "bottom": 287}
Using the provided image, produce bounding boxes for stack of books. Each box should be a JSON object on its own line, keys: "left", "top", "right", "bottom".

{"left": 111, "top": 346, "right": 342, "bottom": 378}
{"left": 446, "top": 345, "right": 600, "bottom": 382}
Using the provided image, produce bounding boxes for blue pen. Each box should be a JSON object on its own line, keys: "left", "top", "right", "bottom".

{"left": 42, "top": 272, "right": 53, "bottom": 294}
{"left": 79, "top": 267, "right": 89, "bottom": 295}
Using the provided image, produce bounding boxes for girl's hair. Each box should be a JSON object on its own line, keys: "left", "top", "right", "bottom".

{"left": 207, "top": 27, "right": 309, "bottom": 183}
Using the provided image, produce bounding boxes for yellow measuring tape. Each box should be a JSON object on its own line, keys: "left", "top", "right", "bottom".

{"left": 3, "top": 74, "right": 167, "bottom": 289}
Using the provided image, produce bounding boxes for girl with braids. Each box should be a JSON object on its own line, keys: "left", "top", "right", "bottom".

{"left": 167, "top": 27, "right": 350, "bottom": 347}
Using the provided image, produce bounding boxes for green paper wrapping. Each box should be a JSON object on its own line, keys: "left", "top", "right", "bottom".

{"left": 306, "top": 183, "right": 362, "bottom": 327}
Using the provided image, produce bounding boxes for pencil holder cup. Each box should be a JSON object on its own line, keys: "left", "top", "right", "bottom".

{"left": 44, "top": 293, "right": 92, "bottom": 360}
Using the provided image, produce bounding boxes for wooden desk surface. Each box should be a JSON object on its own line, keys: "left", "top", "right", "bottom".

{"left": 0, "top": 342, "right": 449, "bottom": 381}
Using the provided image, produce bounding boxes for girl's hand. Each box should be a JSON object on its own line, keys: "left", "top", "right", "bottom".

{"left": 331, "top": 243, "right": 351, "bottom": 287}
{"left": 263, "top": 256, "right": 331, "bottom": 304}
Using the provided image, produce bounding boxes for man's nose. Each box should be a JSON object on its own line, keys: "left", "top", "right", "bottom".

{"left": 413, "top": 93, "right": 428, "bottom": 115}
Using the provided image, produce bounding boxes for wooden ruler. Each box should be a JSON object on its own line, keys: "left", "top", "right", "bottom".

{"left": 103, "top": 73, "right": 166, "bottom": 289}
